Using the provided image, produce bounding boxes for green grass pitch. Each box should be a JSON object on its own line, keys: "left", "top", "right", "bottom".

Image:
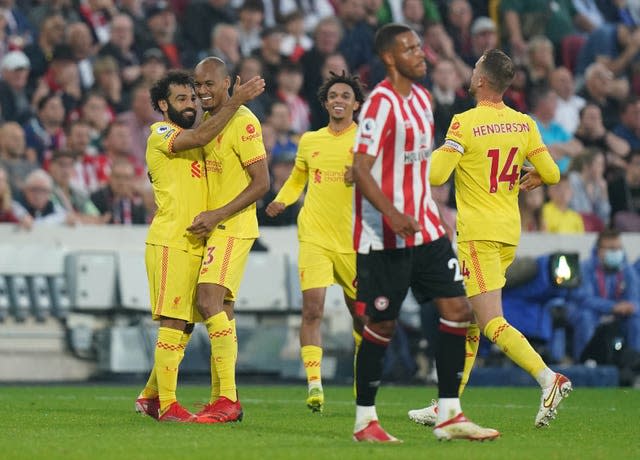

{"left": 0, "top": 384, "right": 637, "bottom": 460}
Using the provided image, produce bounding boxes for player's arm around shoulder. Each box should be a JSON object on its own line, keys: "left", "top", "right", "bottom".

{"left": 430, "top": 115, "right": 465, "bottom": 186}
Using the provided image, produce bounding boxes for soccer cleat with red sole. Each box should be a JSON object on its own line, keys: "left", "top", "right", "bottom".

{"left": 433, "top": 413, "right": 500, "bottom": 441}
{"left": 195, "top": 396, "right": 244, "bottom": 424}
{"left": 353, "top": 420, "right": 402, "bottom": 443}
{"left": 135, "top": 396, "right": 160, "bottom": 420}
{"left": 535, "top": 373, "right": 573, "bottom": 427}
{"left": 158, "top": 402, "right": 197, "bottom": 423}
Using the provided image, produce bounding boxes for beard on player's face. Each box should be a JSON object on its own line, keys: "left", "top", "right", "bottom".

{"left": 167, "top": 102, "right": 196, "bottom": 129}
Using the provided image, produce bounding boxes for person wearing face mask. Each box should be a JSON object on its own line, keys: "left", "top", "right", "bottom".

{"left": 568, "top": 229, "right": 640, "bottom": 362}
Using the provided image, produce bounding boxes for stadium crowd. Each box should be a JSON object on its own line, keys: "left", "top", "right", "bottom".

{"left": 1, "top": 0, "right": 640, "bottom": 373}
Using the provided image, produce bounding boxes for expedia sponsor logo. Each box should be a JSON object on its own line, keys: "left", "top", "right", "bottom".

{"left": 241, "top": 132, "right": 261, "bottom": 142}
{"left": 246, "top": 123, "right": 256, "bottom": 134}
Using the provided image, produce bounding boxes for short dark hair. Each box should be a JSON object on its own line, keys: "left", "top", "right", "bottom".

{"left": 597, "top": 229, "right": 621, "bottom": 247}
{"left": 374, "top": 23, "right": 413, "bottom": 56}
{"left": 149, "top": 70, "right": 194, "bottom": 113}
{"left": 317, "top": 71, "right": 365, "bottom": 106}
{"left": 479, "top": 49, "right": 515, "bottom": 93}
{"left": 528, "top": 85, "right": 553, "bottom": 112}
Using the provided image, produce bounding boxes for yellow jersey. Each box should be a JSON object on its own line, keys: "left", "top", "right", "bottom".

{"left": 430, "top": 101, "right": 560, "bottom": 245}
{"left": 145, "top": 121, "right": 208, "bottom": 255}
{"left": 275, "top": 123, "right": 357, "bottom": 254}
{"left": 203, "top": 105, "right": 266, "bottom": 238}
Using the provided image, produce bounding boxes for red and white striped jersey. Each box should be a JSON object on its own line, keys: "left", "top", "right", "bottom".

{"left": 353, "top": 79, "right": 445, "bottom": 253}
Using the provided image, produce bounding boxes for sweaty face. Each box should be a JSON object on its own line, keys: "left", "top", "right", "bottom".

{"left": 194, "top": 63, "right": 230, "bottom": 112}
{"left": 324, "top": 82, "right": 358, "bottom": 122}
{"left": 391, "top": 31, "right": 426, "bottom": 81}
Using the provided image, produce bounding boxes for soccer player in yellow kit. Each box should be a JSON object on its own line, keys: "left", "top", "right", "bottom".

{"left": 135, "top": 70, "right": 265, "bottom": 422}
{"left": 265, "top": 72, "right": 366, "bottom": 413}
{"left": 409, "top": 49, "right": 572, "bottom": 428}
{"left": 186, "top": 57, "right": 270, "bottom": 423}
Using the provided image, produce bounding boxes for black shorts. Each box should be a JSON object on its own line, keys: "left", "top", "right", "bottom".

{"left": 356, "top": 237, "right": 466, "bottom": 322}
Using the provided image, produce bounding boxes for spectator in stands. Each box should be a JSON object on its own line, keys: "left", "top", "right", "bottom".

{"left": 117, "top": 84, "right": 161, "bottom": 165}
{"left": 235, "top": 56, "right": 272, "bottom": 122}
{"left": 0, "top": 50, "right": 32, "bottom": 124}
{"left": 300, "top": 17, "right": 343, "bottom": 114}
{"left": 78, "top": 0, "right": 118, "bottom": 45}
{"left": 141, "top": 2, "right": 190, "bottom": 69}
{"left": 280, "top": 12, "right": 314, "bottom": 62}
{"left": 76, "top": 91, "right": 113, "bottom": 151}
{"left": 462, "top": 16, "right": 498, "bottom": 67}
{"left": 0, "top": 122, "right": 37, "bottom": 195}
{"left": 1, "top": 0, "right": 34, "bottom": 49}
{"left": 569, "top": 229, "right": 640, "bottom": 361}
{"left": 575, "top": 20, "right": 640, "bottom": 81}
{"left": 504, "top": 64, "right": 530, "bottom": 113}
{"left": 252, "top": 27, "right": 287, "bottom": 96}
{"left": 542, "top": 174, "right": 585, "bottom": 234}
{"left": 17, "top": 169, "right": 68, "bottom": 225}
{"left": 0, "top": 164, "right": 31, "bottom": 227}
{"left": 500, "top": 0, "right": 579, "bottom": 62}
{"left": 257, "top": 150, "right": 300, "bottom": 226}
{"left": 613, "top": 98, "right": 640, "bottom": 151}
{"left": 519, "top": 185, "right": 545, "bottom": 232}
{"left": 48, "top": 149, "right": 103, "bottom": 225}
{"left": 275, "top": 62, "right": 310, "bottom": 134}
{"left": 41, "top": 44, "right": 83, "bottom": 113}
{"left": 199, "top": 23, "right": 240, "bottom": 74}
{"left": 422, "top": 21, "right": 472, "bottom": 84}
{"left": 97, "top": 120, "right": 145, "bottom": 182}
{"left": 529, "top": 85, "right": 582, "bottom": 174}
{"left": 568, "top": 149, "right": 611, "bottom": 228}
{"left": 27, "top": 0, "right": 81, "bottom": 31}
{"left": 236, "top": 0, "right": 264, "bottom": 58}
{"left": 67, "top": 21, "right": 96, "bottom": 92}
{"left": 337, "top": 0, "right": 375, "bottom": 74}
{"left": 445, "top": 0, "right": 473, "bottom": 59}
{"left": 97, "top": 14, "right": 140, "bottom": 89}
{"left": 526, "top": 36, "right": 555, "bottom": 88}
{"left": 23, "top": 93, "right": 66, "bottom": 165}
{"left": 608, "top": 150, "right": 640, "bottom": 231}
{"left": 63, "top": 120, "right": 101, "bottom": 194}
{"left": 578, "top": 62, "right": 626, "bottom": 130}
{"left": 135, "top": 48, "right": 168, "bottom": 90}
{"left": 376, "top": 0, "right": 441, "bottom": 25}
{"left": 267, "top": 101, "right": 299, "bottom": 164}
{"left": 573, "top": 103, "right": 630, "bottom": 170}
{"left": 551, "top": 66, "right": 586, "bottom": 135}
{"left": 90, "top": 159, "right": 146, "bottom": 225}
{"left": 182, "top": 0, "right": 235, "bottom": 54}
{"left": 430, "top": 58, "right": 474, "bottom": 146}
{"left": 362, "top": 0, "right": 382, "bottom": 28}
{"left": 23, "top": 12, "right": 66, "bottom": 93}
{"left": 92, "top": 56, "right": 126, "bottom": 113}
{"left": 571, "top": 0, "right": 606, "bottom": 32}
{"left": 402, "top": 0, "right": 426, "bottom": 35}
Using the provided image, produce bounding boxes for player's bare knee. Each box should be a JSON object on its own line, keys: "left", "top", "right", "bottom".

{"left": 301, "top": 303, "right": 324, "bottom": 325}
{"left": 437, "top": 296, "right": 473, "bottom": 323}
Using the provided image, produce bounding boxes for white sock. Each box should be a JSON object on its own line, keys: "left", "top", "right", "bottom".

{"left": 437, "top": 398, "right": 462, "bottom": 424}
{"left": 354, "top": 405, "right": 377, "bottom": 432}
{"left": 536, "top": 367, "right": 556, "bottom": 388}
{"left": 308, "top": 381, "right": 323, "bottom": 392}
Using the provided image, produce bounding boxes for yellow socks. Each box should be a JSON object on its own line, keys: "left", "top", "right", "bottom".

{"left": 301, "top": 345, "right": 323, "bottom": 390}
{"left": 484, "top": 316, "right": 546, "bottom": 378}
{"left": 459, "top": 323, "right": 480, "bottom": 397}
{"left": 155, "top": 327, "right": 184, "bottom": 412}
{"left": 206, "top": 312, "right": 236, "bottom": 402}
{"left": 211, "top": 319, "right": 237, "bottom": 401}
{"left": 140, "top": 329, "right": 191, "bottom": 399}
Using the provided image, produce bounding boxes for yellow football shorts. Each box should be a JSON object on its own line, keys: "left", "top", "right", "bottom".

{"left": 456, "top": 240, "right": 517, "bottom": 297}
{"left": 145, "top": 244, "right": 202, "bottom": 322}
{"left": 199, "top": 235, "right": 254, "bottom": 301}
{"left": 298, "top": 241, "right": 357, "bottom": 299}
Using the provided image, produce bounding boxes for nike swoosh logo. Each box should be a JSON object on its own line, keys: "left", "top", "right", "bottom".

{"left": 543, "top": 378, "right": 559, "bottom": 408}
